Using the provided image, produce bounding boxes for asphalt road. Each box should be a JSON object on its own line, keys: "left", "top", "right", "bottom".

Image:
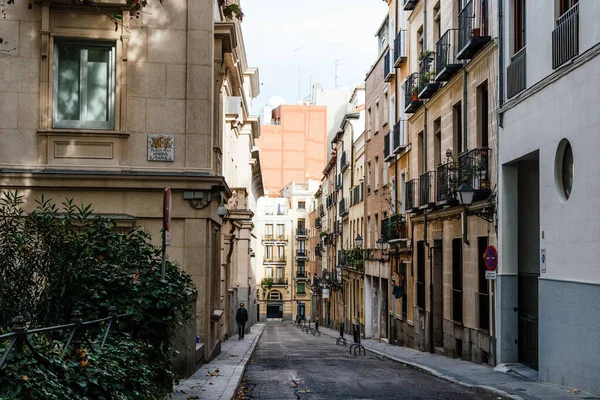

{"left": 238, "top": 323, "right": 497, "bottom": 400}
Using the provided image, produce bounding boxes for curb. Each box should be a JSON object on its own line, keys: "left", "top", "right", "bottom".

{"left": 319, "top": 328, "right": 523, "bottom": 400}
{"left": 222, "top": 323, "right": 266, "bottom": 400}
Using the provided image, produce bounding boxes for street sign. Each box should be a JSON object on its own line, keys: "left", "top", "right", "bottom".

{"left": 485, "top": 271, "right": 497, "bottom": 280}
{"left": 541, "top": 249, "right": 546, "bottom": 273}
{"left": 484, "top": 245, "right": 498, "bottom": 271}
{"left": 323, "top": 288, "right": 330, "bottom": 299}
{"left": 165, "top": 230, "right": 171, "bottom": 246}
{"left": 163, "top": 187, "right": 172, "bottom": 231}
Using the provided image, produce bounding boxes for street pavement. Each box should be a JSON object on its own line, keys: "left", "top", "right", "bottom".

{"left": 171, "top": 322, "right": 597, "bottom": 400}
{"left": 238, "top": 323, "right": 498, "bottom": 400}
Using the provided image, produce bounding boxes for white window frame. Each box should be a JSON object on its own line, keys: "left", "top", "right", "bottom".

{"left": 53, "top": 41, "right": 116, "bottom": 130}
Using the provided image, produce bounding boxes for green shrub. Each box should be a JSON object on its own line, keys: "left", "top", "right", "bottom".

{"left": 0, "top": 191, "right": 197, "bottom": 398}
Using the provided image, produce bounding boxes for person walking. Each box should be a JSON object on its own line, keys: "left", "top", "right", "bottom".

{"left": 236, "top": 302, "right": 248, "bottom": 339}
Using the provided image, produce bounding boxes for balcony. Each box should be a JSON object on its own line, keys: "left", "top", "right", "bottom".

{"left": 394, "top": 30, "right": 407, "bottom": 67}
{"left": 458, "top": 147, "right": 491, "bottom": 201}
{"left": 552, "top": 3, "right": 579, "bottom": 69}
{"left": 419, "top": 171, "right": 436, "bottom": 210}
{"left": 403, "top": 0, "right": 419, "bottom": 11}
{"left": 340, "top": 150, "right": 349, "bottom": 172}
{"left": 384, "top": 131, "right": 394, "bottom": 162}
{"left": 296, "top": 228, "right": 308, "bottom": 238}
{"left": 339, "top": 197, "right": 349, "bottom": 216}
{"left": 507, "top": 47, "right": 526, "bottom": 98}
{"left": 315, "top": 217, "right": 322, "bottom": 229}
{"left": 341, "top": 248, "right": 364, "bottom": 272}
{"left": 381, "top": 213, "right": 407, "bottom": 241}
{"left": 296, "top": 249, "right": 308, "bottom": 259}
{"left": 318, "top": 205, "right": 324, "bottom": 217}
{"left": 405, "top": 179, "right": 418, "bottom": 213}
{"left": 436, "top": 160, "right": 460, "bottom": 206}
{"left": 264, "top": 255, "right": 286, "bottom": 263}
{"left": 393, "top": 120, "right": 407, "bottom": 153}
{"left": 326, "top": 194, "right": 335, "bottom": 209}
{"left": 384, "top": 50, "right": 394, "bottom": 82}
{"left": 435, "top": 29, "right": 462, "bottom": 82}
{"left": 418, "top": 52, "right": 441, "bottom": 99}
{"left": 262, "top": 234, "right": 274, "bottom": 242}
{"left": 404, "top": 73, "right": 423, "bottom": 113}
{"left": 336, "top": 173, "right": 343, "bottom": 190}
{"left": 273, "top": 278, "right": 288, "bottom": 286}
{"left": 457, "top": 0, "right": 491, "bottom": 60}
{"left": 295, "top": 271, "right": 309, "bottom": 281}
{"left": 315, "top": 246, "right": 322, "bottom": 257}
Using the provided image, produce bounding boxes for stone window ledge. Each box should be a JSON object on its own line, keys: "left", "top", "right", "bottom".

{"left": 38, "top": 129, "right": 129, "bottom": 139}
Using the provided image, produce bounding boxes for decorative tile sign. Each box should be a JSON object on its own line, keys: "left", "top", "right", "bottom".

{"left": 148, "top": 134, "right": 174, "bottom": 162}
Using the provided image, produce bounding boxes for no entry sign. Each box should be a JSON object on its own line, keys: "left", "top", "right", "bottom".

{"left": 484, "top": 245, "right": 498, "bottom": 271}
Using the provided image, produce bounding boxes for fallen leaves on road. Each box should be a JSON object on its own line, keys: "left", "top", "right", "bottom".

{"left": 569, "top": 388, "right": 581, "bottom": 395}
{"left": 298, "top": 389, "right": 312, "bottom": 393}
{"left": 205, "top": 368, "right": 220, "bottom": 377}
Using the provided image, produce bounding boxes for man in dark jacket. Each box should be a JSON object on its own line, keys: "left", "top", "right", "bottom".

{"left": 236, "top": 303, "right": 249, "bottom": 339}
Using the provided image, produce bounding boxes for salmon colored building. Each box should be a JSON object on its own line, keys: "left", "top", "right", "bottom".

{"left": 259, "top": 105, "right": 327, "bottom": 194}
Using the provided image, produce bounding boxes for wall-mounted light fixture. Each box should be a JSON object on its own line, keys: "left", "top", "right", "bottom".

{"left": 183, "top": 185, "right": 227, "bottom": 216}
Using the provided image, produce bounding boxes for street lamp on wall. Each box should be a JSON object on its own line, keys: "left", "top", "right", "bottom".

{"left": 457, "top": 182, "right": 474, "bottom": 246}
{"left": 355, "top": 234, "right": 363, "bottom": 248}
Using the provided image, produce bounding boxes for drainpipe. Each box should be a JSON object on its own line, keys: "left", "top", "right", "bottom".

{"left": 423, "top": 0, "right": 428, "bottom": 174}
{"left": 498, "top": 0, "right": 505, "bottom": 129}
{"left": 462, "top": 68, "right": 468, "bottom": 153}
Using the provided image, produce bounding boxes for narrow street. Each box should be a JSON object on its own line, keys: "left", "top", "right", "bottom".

{"left": 238, "top": 324, "right": 497, "bottom": 399}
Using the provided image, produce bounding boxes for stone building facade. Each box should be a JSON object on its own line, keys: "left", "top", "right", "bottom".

{"left": 0, "top": 0, "right": 263, "bottom": 370}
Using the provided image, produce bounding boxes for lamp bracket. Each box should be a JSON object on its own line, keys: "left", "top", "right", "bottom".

{"left": 184, "top": 185, "right": 226, "bottom": 210}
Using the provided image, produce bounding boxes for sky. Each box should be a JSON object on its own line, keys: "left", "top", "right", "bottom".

{"left": 241, "top": 0, "right": 389, "bottom": 115}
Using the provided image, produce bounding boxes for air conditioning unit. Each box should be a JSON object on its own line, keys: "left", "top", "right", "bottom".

{"left": 225, "top": 96, "right": 242, "bottom": 119}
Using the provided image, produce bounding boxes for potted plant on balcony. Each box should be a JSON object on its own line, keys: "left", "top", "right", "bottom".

{"left": 412, "top": 86, "right": 419, "bottom": 102}
{"left": 261, "top": 277, "right": 274, "bottom": 289}
{"left": 418, "top": 50, "right": 435, "bottom": 61}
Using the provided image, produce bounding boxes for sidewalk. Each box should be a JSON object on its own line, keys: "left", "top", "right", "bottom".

{"left": 171, "top": 323, "right": 266, "bottom": 400}
{"left": 318, "top": 326, "right": 594, "bottom": 400}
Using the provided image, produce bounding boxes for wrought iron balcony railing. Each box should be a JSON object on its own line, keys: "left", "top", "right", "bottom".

{"left": 419, "top": 171, "right": 436, "bottom": 210}
{"left": 458, "top": 147, "right": 491, "bottom": 201}
{"left": 507, "top": 46, "right": 527, "bottom": 98}
{"left": 405, "top": 179, "right": 418, "bottom": 212}
{"left": 296, "top": 228, "right": 308, "bottom": 237}
{"left": 435, "top": 29, "right": 462, "bottom": 82}
{"left": 336, "top": 173, "right": 343, "bottom": 190}
{"left": 381, "top": 213, "right": 407, "bottom": 241}
{"left": 296, "top": 271, "right": 309, "bottom": 279}
{"left": 318, "top": 204, "right": 324, "bottom": 217}
{"left": 552, "top": 3, "right": 579, "bottom": 69}
{"left": 404, "top": 73, "right": 423, "bottom": 113}
{"left": 436, "top": 159, "right": 460, "bottom": 205}
{"left": 393, "top": 120, "right": 407, "bottom": 153}
{"left": 418, "top": 52, "right": 441, "bottom": 99}
{"left": 315, "top": 217, "right": 322, "bottom": 229}
{"left": 296, "top": 249, "right": 308, "bottom": 258}
{"left": 457, "top": 0, "right": 491, "bottom": 60}
{"left": 394, "top": 29, "right": 407, "bottom": 67}
{"left": 384, "top": 50, "right": 394, "bottom": 82}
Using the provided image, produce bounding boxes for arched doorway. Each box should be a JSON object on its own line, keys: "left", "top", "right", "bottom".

{"left": 266, "top": 290, "right": 283, "bottom": 321}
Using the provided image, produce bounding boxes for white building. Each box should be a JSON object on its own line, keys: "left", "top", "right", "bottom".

{"left": 498, "top": 0, "right": 600, "bottom": 394}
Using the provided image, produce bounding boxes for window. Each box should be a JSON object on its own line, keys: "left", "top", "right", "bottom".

{"left": 367, "top": 107, "right": 372, "bottom": 139}
{"left": 383, "top": 161, "right": 389, "bottom": 186}
{"left": 265, "top": 267, "right": 273, "bottom": 279}
{"left": 383, "top": 92, "right": 389, "bottom": 126}
{"left": 265, "top": 224, "right": 273, "bottom": 237}
{"left": 269, "top": 290, "right": 281, "bottom": 300}
{"left": 513, "top": 0, "right": 526, "bottom": 53}
{"left": 375, "top": 157, "right": 380, "bottom": 190}
{"left": 298, "top": 201, "right": 305, "bottom": 210}
{"left": 452, "top": 238, "right": 463, "bottom": 323}
{"left": 417, "top": 241, "right": 425, "bottom": 309}
{"left": 53, "top": 41, "right": 116, "bottom": 129}
{"left": 265, "top": 245, "right": 273, "bottom": 260}
{"left": 477, "top": 82, "right": 489, "bottom": 148}
{"left": 374, "top": 214, "right": 379, "bottom": 243}
{"left": 433, "top": 2, "right": 441, "bottom": 43}
{"left": 277, "top": 245, "right": 285, "bottom": 259}
{"left": 367, "top": 162, "right": 372, "bottom": 192}
{"left": 417, "top": 132, "right": 424, "bottom": 176}
{"left": 297, "top": 283, "right": 306, "bottom": 294}
{"left": 434, "top": 118, "right": 442, "bottom": 167}
{"left": 390, "top": 94, "right": 396, "bottom": 126}
{"left": 478, "top": 237, "right": 490, "bottom": 331}
{"left": 367, "top": 216, "right": 371, "bottom": 248}
{"left": 276, "top": 267, "right": 284, "bottom": 281}
{"left": 453, "top": 102, "right": 463, "bottom": 156}
{"left": 559, "top": 0, "right": 577, "bottom": 17}
{"left": 374, "top": 101, "right": 380, "bottom": 133}
{"left": 277, "top": 224, "right": 285, "bottom": 238}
